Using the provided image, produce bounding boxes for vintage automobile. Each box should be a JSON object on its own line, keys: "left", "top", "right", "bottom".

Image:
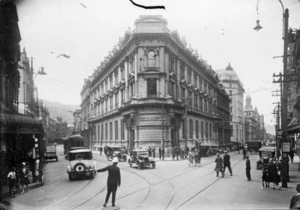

{"left": 67, "top": 149, "right": 96, "bottom": 181}
{"left": 128, "top": 149, "right": 155, "bottom": 169}
{"left": 256, "top": 146, "right": 276, "bottom": 170}
{"left": 106, "top": 146, "right": 127, "bottom": 162}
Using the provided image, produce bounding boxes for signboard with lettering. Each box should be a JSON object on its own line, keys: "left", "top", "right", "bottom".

{"left": 282, "top": 142, "right": 290, "bottom": 152}
{"left": 140, "top": 115, "right": 163, "bottom": 121}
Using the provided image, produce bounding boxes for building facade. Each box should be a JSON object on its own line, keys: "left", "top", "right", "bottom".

{"left": 0, "top": 1, "right": 44, "bottom": 200}
{"left": 244, "top": 95, "right": 265, "bottom": 142}
{"left": 81, "top": 15, "right": 231, "bottom": 154}
{"left": 216, "top": 63, "right": 245, "bottom": 146}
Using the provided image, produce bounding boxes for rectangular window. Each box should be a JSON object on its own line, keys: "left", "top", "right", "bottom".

{"left": 196, "top": 120, "right": 199, "bottom": 138}
{"left": 201, "top": 121, "right": 204, "bottom": 138}
{"left": 110, "top": 122, "right": 113, "bottom": 140}
{"left": 115, "top": 121, "right": 118, "bottom": 140}
{"left": 109, "top": 74, "right": 113, "bottom": 89}
{"left": 182, "top": 120, "right": 186, "bottom": 139}
{"left": 194, "top": 74, "right": 197, "bottom": 87}
{"left": 105, "top": 123, "right": 108, "bottom": 140}
{"left": 110, "top": 96, "right": 113, "bottom": 111}
{"left": 147, "top": 78, "right": 157, "bottom": 97}
{"left": 98, "top": 125, "right": 100, "bottom": 140}
{"left": 190, "top": 119, "right": 193, "bottom": 139}
{"left": 121, "top": 89, "right": 124, "bottom": 104}
{"left": 199, "top": 78, "right": 203, "bottom": 91}
{"left": 101, "top": 124, "right": 104, "bottom": 140}
{"left": 210, "top": 123, "right": 212, "bottom": 138}
{"left": 181, "top": 87, "right": 185, "bottom": 99}
{"left": 121, "top": 119, "right": 125, "bottom": 140}
{"left": 187, "top": 69, "right": 191, "bottom": 83}
{"left": 180, "top": 62, "right": 185, "bottom": 79}
{"left": 121, "top": 66, "right": 124, "bottom": 80}
{"left": 205, "top": 122, "right": 208, "bottom": 138}
{"left": 194, "top": 94, "right": 198, "bottom": 109}
{"left": 188, "top": 91, "right": 192, "bottom": 107}
{"left": 115, "top": 93, "right": 118, "bottom": 108}
{"left": 115, "top": 70, "right": 118, "bottom": 85}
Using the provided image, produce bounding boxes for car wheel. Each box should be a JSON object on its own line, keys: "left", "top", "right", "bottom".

{"left": 74, "top": 163, "right": 86, "bottom": 174}
{"left": 138, "top": 162, "right": 143, "bottom": 170}
{"left": 152, "top": 162, "right": 156, "bottom": 169}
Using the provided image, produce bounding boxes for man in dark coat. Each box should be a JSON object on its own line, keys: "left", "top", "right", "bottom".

{"left": 289, "top": 184, "right": 300, "bottom": 209}
{"left": 223, "top": 151, "right": 232, "bottom": 176}
{"left": 97, "top": 157, "right": 121, "bottom": 207}
{"left": 243, "top": 147, "right": 247, "bottom": 160}
{"left": 246, "top": 155, "right": 251, "bottom": 181}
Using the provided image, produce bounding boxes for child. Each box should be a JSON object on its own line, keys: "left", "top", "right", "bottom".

{"left": 262, "top": 169, "right": 269, "bottom": 189}
{"left": 7, "top": 167, "right": 16, "bottom": 198}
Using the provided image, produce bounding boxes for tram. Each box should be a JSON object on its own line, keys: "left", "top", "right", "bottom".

{"left": 63, "top": 134, "right": 86, "bottom": 159}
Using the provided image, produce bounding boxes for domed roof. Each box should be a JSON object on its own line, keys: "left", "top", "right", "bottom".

{"left": 225, "top": 63, "right": 233, "bottom": 71}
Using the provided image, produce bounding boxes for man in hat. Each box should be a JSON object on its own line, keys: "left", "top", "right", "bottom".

{"left": 20, "top": 162, "right": 30, "bottom": 193}
{"left": 246, "top": 155, "right": 251, "bottom": 181}
{"left": 97, "top": 157, "right": 121, "bottom": 208}
{"left": 223, "top": 151, "right": 232, "bottom": 176}
{"left": 290, "top": 184, "right": 300, "bottom": 209}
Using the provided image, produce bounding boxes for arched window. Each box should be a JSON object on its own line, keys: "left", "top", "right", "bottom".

{"left": 147, "top": 50, "right": 157, "bottom": 67}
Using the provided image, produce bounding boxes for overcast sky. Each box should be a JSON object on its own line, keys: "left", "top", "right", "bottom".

{"left": 16, "top": 0, "right": 300, "bottom": 129}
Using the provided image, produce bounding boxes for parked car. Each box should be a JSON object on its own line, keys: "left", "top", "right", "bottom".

{"left": 106, "top": 146, "right": 127, "bottom": 161}
{"left": 45, "top": 144, "right": 58, "bottom": 162}
{"left": 67, "top": 149, "right": 96, "bottom": 181}
{"left": 256, "top": 146, "right": 276, "bottom": 170}
{"left": 128, "top": 149, "right": 155, "bottom": 169}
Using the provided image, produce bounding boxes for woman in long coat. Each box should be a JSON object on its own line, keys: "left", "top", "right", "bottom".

{"left": 268, "top": 158, "right": 279, "bottom": 189}
{"left": 215, "top": 153, "right": 224, "bottom": 177}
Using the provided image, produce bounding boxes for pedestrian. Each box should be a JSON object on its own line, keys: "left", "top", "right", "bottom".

{"left": 104, "top": 146, "right": 107, "bottom": 156}
{"left": 188, "top": 150, "right": 194, "bottom": 167}
{"left": 171, "top": 146, "right": 174, "bottom": 160}
{"left": 176, "top": 146, "right": 180, "bottom": 160}
{"left": 100, "top": 147, "right": 103, "bottom": 156}
{"left": 261, "top": 168, "right": 269, "bottom": 189}
{"left": 148, "top": 146, "right": 152, "bottom": 157}
{"left": 290, "top": 149, "right": 295, "bottom": 163}
{"left": 289, "top": 184, "right": 300, "bottom": 209}
{"left": 223, "top": 151, "right": 232, "bottom": 176}
{"left": 268, "top": 158, "right": 279, "bottom": 189}
{"left": 246, "top": 155, "right": 251, "bottom": 181}
{"left": 7, "top": 167, "right": 16, "bottom": 198}
{"left": 243, "top": 146, "right": 247, "bottom": 160}
{"left": 97, "top": 157, "right": 121, "bottom": 208}
{"left": 214, "top": 153, "right": 224, "bottom": 177}
{"left": 186, "top": 146, "right": 189, "bottom": 159}
{"left": 20, "top": 162, "right": 30, "bottom": 194}
{"left": 152, "top": 147, "right": 156, "bottom": 159}
{"left": 159, "top": 147, "right": 162, "bottom": 160}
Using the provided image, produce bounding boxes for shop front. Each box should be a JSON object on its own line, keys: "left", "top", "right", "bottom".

{"left": 0, "top": 112, "right": 44, "bottom": 199}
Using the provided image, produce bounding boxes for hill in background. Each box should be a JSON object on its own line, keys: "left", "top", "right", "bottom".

{"left": 41, "top": 99, "right": 80, "bottom": 124}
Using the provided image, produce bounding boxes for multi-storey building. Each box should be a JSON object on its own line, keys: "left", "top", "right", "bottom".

{"left": 0, "top": 1, "right": 44, "bottom": 198}
{"left": 81, "top": 15, "right": 231, "bottom": 154}
{"left": 216, "top": 63, "right": 245, "bottom": 146}
{"left": 17, "top": 48, "right": 35, "bottom": 115}
{"left": 244, "top": 95, "right": 265, "bottom": 141}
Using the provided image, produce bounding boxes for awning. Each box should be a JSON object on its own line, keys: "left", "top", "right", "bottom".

{"left": 0, "top": 112, "right": 43, "bottom": 134}
{"left": 0, "top": 112, "right": 41, "bottom": 125}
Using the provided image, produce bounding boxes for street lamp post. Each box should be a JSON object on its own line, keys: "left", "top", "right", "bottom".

{"left": 34, "top": 67, "right": 47, "bottom": 117}
{"left": 254, "top": 0, "right": 289, "bottom": 188}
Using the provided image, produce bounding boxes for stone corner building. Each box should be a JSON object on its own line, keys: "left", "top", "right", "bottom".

{"left": 80, "top": 15, "right": 231, "bottom": 154}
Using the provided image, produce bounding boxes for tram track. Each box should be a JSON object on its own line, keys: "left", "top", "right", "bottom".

{"left": 173, "top": 156, "right": 244, "bottom": 210}
{"left": 70, "top": 152, "right": 244, "bottom": 210}
{"left": 42, "top": 177, "right": 96, "bottom": 210}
